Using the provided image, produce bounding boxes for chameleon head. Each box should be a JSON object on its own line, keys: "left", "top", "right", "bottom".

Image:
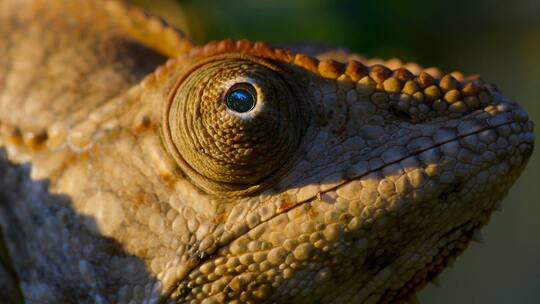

{"left": 160, "top": 41, "right": 534, "bottom": 303}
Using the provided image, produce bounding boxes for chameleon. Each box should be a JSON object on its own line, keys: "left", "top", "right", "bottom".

{"left": 0, "top": 0, "right": 535, "bottom": 303}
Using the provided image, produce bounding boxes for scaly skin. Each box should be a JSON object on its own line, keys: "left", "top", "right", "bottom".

{"left": 0, "top": 0, "right": 534, "bottom": 303}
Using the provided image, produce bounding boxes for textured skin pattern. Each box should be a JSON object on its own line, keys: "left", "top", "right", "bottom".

{"left": 0, "top": 225, "right": 23, "bottom": 304}
{"left": 0, "top": 1, "right": 535, "bottom": 303}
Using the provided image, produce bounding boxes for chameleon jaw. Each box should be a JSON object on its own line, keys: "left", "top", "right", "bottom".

{"left": 166, "top": 101, "right": 533, "bottom": 303}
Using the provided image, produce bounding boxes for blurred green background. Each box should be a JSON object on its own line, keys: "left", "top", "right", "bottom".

{"left": 132, "top": 0, "right": 540, "bottom": 302}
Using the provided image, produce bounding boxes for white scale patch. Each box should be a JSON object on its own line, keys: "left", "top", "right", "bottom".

{"left": 83, "top": 192, "right": 125, "bottom": 236}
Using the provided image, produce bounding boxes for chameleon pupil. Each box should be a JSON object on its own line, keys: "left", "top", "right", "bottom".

{"left": 226, "top": 88, "right": 255, "bottom": 113}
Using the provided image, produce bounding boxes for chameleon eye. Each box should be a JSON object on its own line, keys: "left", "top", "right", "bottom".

{"left": 164, "top": 57, "right": 305, "bottom": 195}
{"left": 225, "top": 83, "right": 256, "bottom": 113}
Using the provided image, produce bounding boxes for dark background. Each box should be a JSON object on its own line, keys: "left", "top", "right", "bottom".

{"left": 131, "top": 0, "right": 540, "bottom": 302}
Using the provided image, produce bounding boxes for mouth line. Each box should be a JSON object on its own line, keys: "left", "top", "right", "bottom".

{"left": 168, "top": 117, "right": 521, "bottom": 301}
{"left": 290, "top": 119, "right": 518, "bottom": 209}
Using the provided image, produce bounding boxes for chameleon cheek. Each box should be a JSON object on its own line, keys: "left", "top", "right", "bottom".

{"left": 162, "top": 58, "right": 304, "bottom": 196}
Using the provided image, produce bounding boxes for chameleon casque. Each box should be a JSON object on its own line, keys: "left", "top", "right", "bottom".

{"left": 0, "top": 0, "right": 535, "bottom": 303}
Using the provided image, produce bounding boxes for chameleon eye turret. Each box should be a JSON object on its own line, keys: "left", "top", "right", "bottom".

{"left": 163, "top": 57, "right": 305, "bottom": 195}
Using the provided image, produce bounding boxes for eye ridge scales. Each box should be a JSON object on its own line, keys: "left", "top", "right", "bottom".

{"left": 0, "top": 1, "right": 534, "bottom": 304}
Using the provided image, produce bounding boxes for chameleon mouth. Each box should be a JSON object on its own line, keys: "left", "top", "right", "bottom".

{"left": 378, "top": 157, "right": 527, "bottom": 303}
{"left": 299, "top": 138, "right": 531, "bottom": 303}
{"left": 291, "top": 110, "right": 532, "bottom": 210}
{"left": 169, "top": 107, "right": 533, "bottom": 302}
